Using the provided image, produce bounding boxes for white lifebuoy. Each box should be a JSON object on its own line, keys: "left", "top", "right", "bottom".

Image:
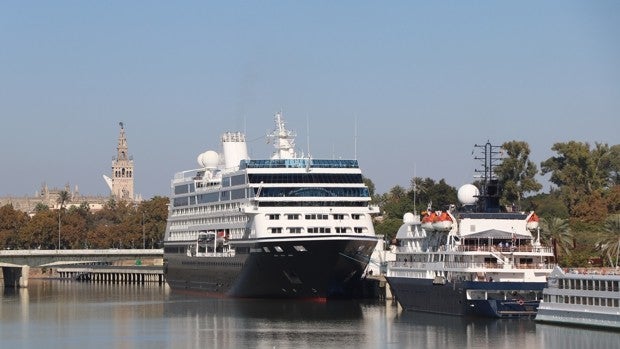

{"left": 517, "top": 299, "right": 524, "bottom": 306}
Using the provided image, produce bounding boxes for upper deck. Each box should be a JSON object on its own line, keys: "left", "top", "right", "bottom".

{"left": 241, "top": 158, "right": 359, "bottom": 169}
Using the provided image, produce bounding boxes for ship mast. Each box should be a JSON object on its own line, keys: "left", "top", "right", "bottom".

{"left": 474, "top": 141, "right": 502, "bottom": 213}
{"left": 268, "top": 112, "right": 297, "bottom": 159}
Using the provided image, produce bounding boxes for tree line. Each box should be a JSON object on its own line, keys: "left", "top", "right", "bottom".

{"left": 369, "top": 141, "right": 620, "bottom": 268}
{"left": 0, "top": 197, "right": 168, "bottom": 250}
{"left": 0, "top": 140, "right": 618, "bottom": 267}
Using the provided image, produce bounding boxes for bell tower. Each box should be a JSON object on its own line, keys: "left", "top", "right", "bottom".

{"left": 111, "top": 122, "right": 134, "bottom": 201}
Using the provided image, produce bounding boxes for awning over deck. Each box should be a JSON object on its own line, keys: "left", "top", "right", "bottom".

{"left": 462, "top": 229, "right": 531, "bottom": 240}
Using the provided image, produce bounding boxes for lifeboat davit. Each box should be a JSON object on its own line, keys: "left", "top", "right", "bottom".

{"left": 432, "top": 211, "right": 453, "bottom": 232}
{"left": 526, "top": 213, "right": 539, "bottom": 231}
{"left": 421, "top": 211, "right": 436, "bottom": 231}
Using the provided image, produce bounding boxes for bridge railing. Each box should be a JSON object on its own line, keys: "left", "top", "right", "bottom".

{"left": 0, "top": 249, "right": 163, "bottom": 257}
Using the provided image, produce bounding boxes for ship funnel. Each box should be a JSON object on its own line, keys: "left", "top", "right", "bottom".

{"left": 222, "top": 132, "right": 249, "bottom": 170}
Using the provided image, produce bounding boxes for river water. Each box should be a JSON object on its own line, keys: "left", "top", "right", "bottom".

{"left": 0, "top": 280, "right": 616, "bottom": 348}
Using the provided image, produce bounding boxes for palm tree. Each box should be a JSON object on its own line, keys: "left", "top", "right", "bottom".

{"left": 597, "top": 214, "right": 620, "bottom": 268}
{"left": 57, "top": 190, "right": 71, "bottom": 249}
{"left": 540, "top": 217, "right": 573, "bottom": 262}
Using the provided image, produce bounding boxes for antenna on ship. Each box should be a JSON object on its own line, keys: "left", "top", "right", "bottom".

{"left": 306, "top": 112, "right": 311, "bottom": 157}
{"left": 354, "top": 115, "right": 358, "bottom": 160}
{"left": 412, "top": 164, "right": 417, "bottom": 214}
{"left": 474, "top": 141, "right": 502, "bottom": 213}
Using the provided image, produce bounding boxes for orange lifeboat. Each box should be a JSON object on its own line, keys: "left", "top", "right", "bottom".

{"left": 526, "top": 213, "right": 539, "bottom": 231}
{"left": 432, "top": 211, "right": 453, "bottom": 232}
{"left": 421, "top": 211, "right": 436, "bottom": 231}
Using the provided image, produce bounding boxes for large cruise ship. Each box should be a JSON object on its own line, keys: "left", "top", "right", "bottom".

{"left": 536, "top": 266, "right": 620, "bottom": 329}
{"left": 162, "top": 113, "right": 379, "bottom": 298}
{"left": 386, "top": 142, "right": 555, "bottom": 317}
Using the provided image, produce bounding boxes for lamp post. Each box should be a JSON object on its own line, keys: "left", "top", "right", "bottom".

{"left": 142, "top": 211, "right": 146, "bottom": 249}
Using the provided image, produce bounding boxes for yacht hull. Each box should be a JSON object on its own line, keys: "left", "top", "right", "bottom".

{"left": 164, "top": 237, "right": 378, "bottom": 299}
{"left": 387, "top": 276, "right": 545, "bottom": 318}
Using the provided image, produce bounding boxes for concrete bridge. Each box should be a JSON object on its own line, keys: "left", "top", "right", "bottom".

{"left": 0, "top": 249, "right": 163, "bottom": 267}
{"left": 0, "top": 249, "right": 163, "bottom": 288}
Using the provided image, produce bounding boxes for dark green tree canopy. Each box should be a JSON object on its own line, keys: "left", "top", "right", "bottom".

{"left": 541, "top": 141, "right": 619, "bottom": 214}
{"left": 495, "top": 141, "right": 542, "bottom": 208}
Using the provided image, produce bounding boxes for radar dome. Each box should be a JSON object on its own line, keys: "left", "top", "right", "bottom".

{"left": 197, "top": 150, "right": 220, "bottom": 169}
{"left": 403, "top": 212, "right": 415, "bottom": 223}
{"left": 458, "top": 184, "right": 479, "bottom": 205}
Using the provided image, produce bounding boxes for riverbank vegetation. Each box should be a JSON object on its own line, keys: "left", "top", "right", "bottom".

{"left": 371, "top": 141, "right": 619, "bottom": 268}
{"left": 0, "top": 141, "right": 618, "bottom": 268}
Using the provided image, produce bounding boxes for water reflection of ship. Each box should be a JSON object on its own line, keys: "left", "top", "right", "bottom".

{"left": 164, "top": 297, "right": 364, "bottom": 322}
{"left": 537, "top": 323, "right": 618, "bottom": 349}
{"left": 390, "top": 310, "right": 539, "bottom": 348}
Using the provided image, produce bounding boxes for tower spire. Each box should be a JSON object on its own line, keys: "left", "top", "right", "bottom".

{"left": 110, "top": 122, "right": 134, "bottom": 201}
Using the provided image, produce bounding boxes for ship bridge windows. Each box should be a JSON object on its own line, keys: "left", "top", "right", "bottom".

{"left": 267, "top": 214, "right": 280, "bottom": 220}
{"left": 332, "top": 214, "right": 345, "bottom": 220}
{"left": 335, "top": 227, "right": 348, "bottom": 234}
{"left": 259, "top": 201, "right": 369, "bottom": 207}
{"left": 352, "top": 214, "right": 361, "bottom": 220}
{"left": 257, "top": 187, "right": 369, "bottom": 198}
{"left": 269, "top": 227, "right": 283, "bottom": 234}
{"left": 286, "top": 214, "right": 300, "bottom": 220}
{"left": 354, "top": 227, "right": 364, "bottom": 234}
{"left": 248, "top": 173, "right": 362, "bottom": 184}
{"left": 288, "top": 227, "right": 302, "bottom": 234}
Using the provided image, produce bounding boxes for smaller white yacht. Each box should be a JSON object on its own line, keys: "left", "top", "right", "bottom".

{"left": 386, "top": 142, "right": 555, "bottom": 318}
{"left": 536, "top": 266, "right": 620, "bottom": 329}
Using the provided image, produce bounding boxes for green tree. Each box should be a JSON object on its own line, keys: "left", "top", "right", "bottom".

{"left": 138, "top": 196, "right": 169, "bottom": 248}
{"left": 541, "top": 141, "right": 618, "bottom": 215}
{"left": 408, "top": 177, "right": 457, "bottom": 212}
{"left": 597, "top": 214, "right": 620, "bottom": 268}
{"left": 21, "top": 210, "right": 57, "bottom": 249}
{"left": 57, "top": 190, "right": 71, "bottom": 249}
{"left": 34, "top": 203, "right": 49, "bottom": 213}
{"left": 522, "top": 190, "right": 569, "bottom": 219}
{"left": 0, "top": 204, "right": 29, "bottom": 249}
{"left": 495, "top": 141, "right": 542, "bottom": 208}
{"left": 540, "top": 217, "right": 573, "bottom": 263}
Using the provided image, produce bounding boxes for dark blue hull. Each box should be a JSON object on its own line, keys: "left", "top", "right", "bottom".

{"left": 386, "top": 276, "right": 545, "bottom": 318}
{"left": 164, "top": 236, "right": 378, "bottom": 299}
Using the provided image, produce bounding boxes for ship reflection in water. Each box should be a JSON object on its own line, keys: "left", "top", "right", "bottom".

{"left": 1, "top": 281, "right": 616, "bottom": 349}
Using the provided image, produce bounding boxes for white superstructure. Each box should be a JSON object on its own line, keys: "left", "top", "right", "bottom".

{"left": 162, "top": 112, "right": 379, "bottom": 298}
{"left": 536, "top": 266, "right": 620, "bottom": 329}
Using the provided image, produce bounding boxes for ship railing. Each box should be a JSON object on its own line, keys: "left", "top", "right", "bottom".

{"left": 194, "top": 251, "right": 236, "bottom": 258}
{"left": 388, "top": 261, "right": 556, "bottom": 270}
{"left": 455, "top": 245, "right": 553, "bottom": 254}
{"left": 394, "top": 246, "right": 446, "bottom": 253}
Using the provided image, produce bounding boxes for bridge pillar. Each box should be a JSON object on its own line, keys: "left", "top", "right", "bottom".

{"left": 2, "top": 265, "right": 30, "bottom": 288}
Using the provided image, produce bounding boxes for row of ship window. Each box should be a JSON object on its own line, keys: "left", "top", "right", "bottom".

{"left": 269, "top": 227, "right": 366, "bottom": 234}
{"left": 558, "top": 279, "right": 619, "bottom": 292}
{"left": 174, "top": 172, "right": 364, "bottom": 195}
{"left": 267, "top": 213, "right": 363, "bottom": 220}
{"left": 171, "top": 203, "right": 242, "bottom": 217}
{"left": 544, "top": 294, "right": 620, "bottom": 308}
{"left": 173, "top": 187, "right": 369, "bottom": 207}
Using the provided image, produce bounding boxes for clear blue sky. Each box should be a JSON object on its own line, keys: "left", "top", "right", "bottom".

{"left": 1, "top": 1, "right": 619, "bottom": 199}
